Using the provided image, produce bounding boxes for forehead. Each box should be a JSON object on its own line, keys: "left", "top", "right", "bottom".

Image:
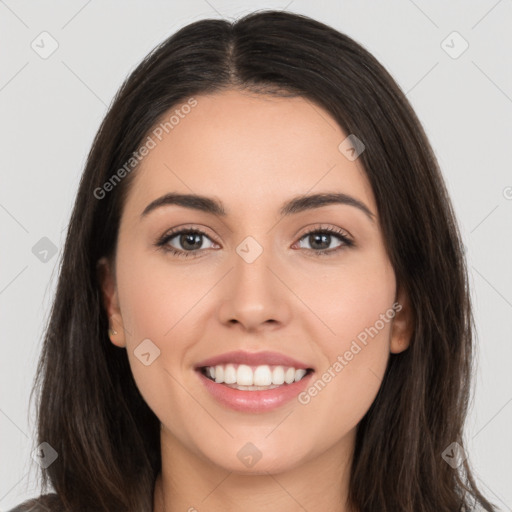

{"left": 124, "top": 89, "right": 375, "bottom": 218}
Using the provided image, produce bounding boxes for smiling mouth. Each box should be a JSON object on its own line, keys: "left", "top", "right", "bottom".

{"left": 198, "top": 364, "right": 314, "bottom": 391}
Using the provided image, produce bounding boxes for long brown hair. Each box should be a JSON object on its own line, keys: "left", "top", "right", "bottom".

{"left": 22, "top": 9, "right": 497, "bottom": 512}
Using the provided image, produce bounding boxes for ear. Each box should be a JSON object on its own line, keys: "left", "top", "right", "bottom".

{"left": 97, "top": 256, "right": 126, "bottom": 348}
{"left": 389, "top": 285, "right": 414, "bottom": 354}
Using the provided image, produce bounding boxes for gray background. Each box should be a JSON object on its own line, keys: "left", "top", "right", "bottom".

{"left": 1, "top": 0, "right": 511, "bottom": 510}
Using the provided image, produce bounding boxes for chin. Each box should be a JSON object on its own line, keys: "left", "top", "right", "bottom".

{"left": 198, "top": 439, "right": 310, "bottom": 475}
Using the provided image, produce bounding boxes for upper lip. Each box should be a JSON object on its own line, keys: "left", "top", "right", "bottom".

{"left": 195, "top": 350, "right": 314, "bottom": 370}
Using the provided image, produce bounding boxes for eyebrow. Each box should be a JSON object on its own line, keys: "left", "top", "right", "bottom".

{"left": 140, "top": 192, "right": 375, "bottom": 223}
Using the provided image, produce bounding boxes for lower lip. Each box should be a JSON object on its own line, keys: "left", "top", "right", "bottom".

{"left": 196, "top": 369, "right": 315, "bottom": 413}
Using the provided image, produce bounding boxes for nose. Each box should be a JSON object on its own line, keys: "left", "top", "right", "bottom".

{"left": 216, "top": 242, "right": 292, "bottom": 332}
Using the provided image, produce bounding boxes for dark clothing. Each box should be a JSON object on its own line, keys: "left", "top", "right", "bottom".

{"left": 7, "top": 494, "right": 63, "bottom": 512}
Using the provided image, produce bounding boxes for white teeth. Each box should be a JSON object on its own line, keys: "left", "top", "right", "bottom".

{"left": 294, "top": 369, "right": 307, "bottom": 382}
{"left": 253, "top": 365, "right": 272, "bottom": 386}
{"left": 226, "top": 383, "right": 282, "bottom": 391}
{"left": 272, "top": 366, "right": 285, "bottom": 385}
{"left": 223, "top": 364, "right": 237, "bottom": 384}
{"left": 284, "top": 367, "right": 295, "bottom": 384}
{"left": 237, "top": 364, "right": 253, "bottom": 386}
{"left": 202, "top": 363, "right": 310, "bottom": 387}
{"left": 214, "top": 365, "right": 224, "bottom": 383}
{"left": 284, "top": 368, "right": 295, "bottom": 384}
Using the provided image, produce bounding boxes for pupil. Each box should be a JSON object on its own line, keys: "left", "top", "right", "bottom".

{"left": 310, "top": 233, "right": 330, "bottom": 250}
{"left": 181, "top": 233, "right": 202, "bottom": 250}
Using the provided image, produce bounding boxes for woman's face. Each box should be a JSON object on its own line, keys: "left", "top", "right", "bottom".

{"left": 100, "top": 89, "right": 411, "bottom": 474}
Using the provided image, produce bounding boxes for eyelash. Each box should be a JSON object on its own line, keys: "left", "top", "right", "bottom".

{"left": 155, "top": 225, "right": 354, "bottom": 258}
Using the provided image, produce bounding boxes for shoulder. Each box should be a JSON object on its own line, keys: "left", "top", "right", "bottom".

{"left": 6, "top": 493, "right": 64, "bottom": 512}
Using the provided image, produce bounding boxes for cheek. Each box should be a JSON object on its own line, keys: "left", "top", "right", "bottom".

{"left": 116, "top": 244, "right": 210, "bottom": 340}
{"left": 297, "top": 317, "right": 393, "bottom": 444}
{"left": 295, "top": 251, "right": 396, "bottom": 344}
{"left": 292, "top": 255, "right": 395, "bottom": 433}
{"left": 115, "top": 246, "right": 213, "bottom": 418}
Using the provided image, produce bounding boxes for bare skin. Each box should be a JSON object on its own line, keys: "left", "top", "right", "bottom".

{"left": 98, "top": 89, "right": 413, "bottom": 512}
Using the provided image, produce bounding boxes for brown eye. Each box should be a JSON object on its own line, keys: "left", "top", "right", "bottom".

{"left": 296, "top": 227, "right": 353, "bottom": 256}
{"left": 156, "top": 228, "right": 217, "bottom": 257}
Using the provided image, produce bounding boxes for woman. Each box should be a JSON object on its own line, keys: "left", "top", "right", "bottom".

{"left": 9, "top": 9, "right": 498, "bottom": 512}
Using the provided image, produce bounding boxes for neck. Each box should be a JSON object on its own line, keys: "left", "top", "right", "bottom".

{"left": 153, "top": 425, "right": 356, "bottom": 512}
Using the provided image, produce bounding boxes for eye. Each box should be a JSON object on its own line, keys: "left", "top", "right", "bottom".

{"left": 155, "top": 225, "right": 354, "bottom": 258}
{"left": 294, "top": 226, "right": 354, "bottom": 256}
{"left": 155, "top": 227, "right": 217, "bottom": 258}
